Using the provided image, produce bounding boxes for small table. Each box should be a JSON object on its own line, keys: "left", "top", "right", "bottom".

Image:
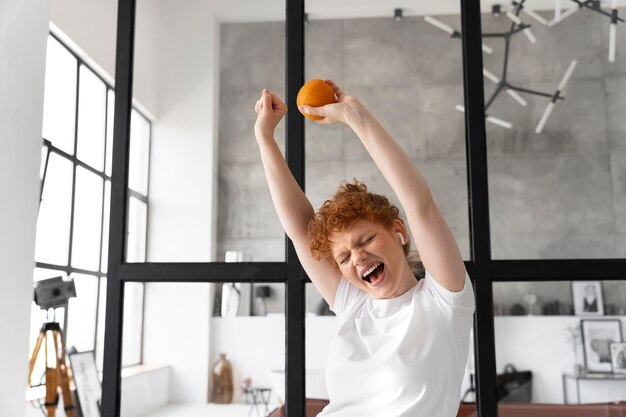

{"left": 562, "top": 372, "right": 626, "bottom": 404}
{"left": 242, "top": 386, "right": 272, "bottom": 417}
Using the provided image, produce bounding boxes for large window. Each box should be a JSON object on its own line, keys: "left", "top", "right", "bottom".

{"left": 31, "top": 34, "right": 150, "bottom": 377}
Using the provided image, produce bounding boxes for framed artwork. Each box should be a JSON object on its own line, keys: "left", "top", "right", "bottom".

{"left": 610, "top": 342, "right": 626, "bottom": 374}
{"left": 581, "top": 320, "right": 623, "bottom": 373}
{"left": 572, "top": 281, "right": 604, "bottom": 316}
{"left": 68, "top": 351, "right": 101, "bottom": 417}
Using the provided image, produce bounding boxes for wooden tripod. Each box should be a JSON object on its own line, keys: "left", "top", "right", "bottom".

{"left": 28, "top": 322, "right": 76, "bottom": 417}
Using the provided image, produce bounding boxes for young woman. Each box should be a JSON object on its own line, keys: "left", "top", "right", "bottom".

{"left": 254, "top": 80, "right": 475, "bottom": 417}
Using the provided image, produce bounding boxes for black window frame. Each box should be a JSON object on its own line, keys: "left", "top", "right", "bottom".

{"left": 37, "top": 31, "right": 150, "bottom": 370}
{"left": 101, "top": 1, "right": 626, "bottom": 416}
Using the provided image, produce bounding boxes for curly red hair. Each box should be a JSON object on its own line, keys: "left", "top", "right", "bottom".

{"left": 308, "top": 180, "right": 414, "bottom": 266}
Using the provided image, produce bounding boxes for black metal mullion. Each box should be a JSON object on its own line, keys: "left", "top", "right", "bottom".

{"left": 285, "top": 1, "right": 306, "bottom": 416}
{"left": 101, "top": 0, "right": 135, "bottom": 415}
{"left": 45, "top": 139, "right": 111, "bottom": 181}
{"left": 460, "top": 2, "right": 498, "bottom": 417}
{"left": 489, "top": 259, "right": 626, "bottom": 281}
{"left": 36, "top": 261, "right": 101, "bottom": 276}
{"left": 118, "top": 262, "right": 286, "bottom": 282}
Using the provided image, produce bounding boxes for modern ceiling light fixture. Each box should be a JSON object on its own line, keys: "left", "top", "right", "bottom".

{"left": 426, "top": 0, "right": 577, "bottom": 132}
{"left": 548, "top": 0, "right": 623, "bottom": 61}
{"left": 424, "top": 15, "right": 494, "bottom": 54}
{"left": 394, "top": 8, "right": 404, "bottom": 22}
{"left": 492, "top": 4, "right": 503, "bottom": 17}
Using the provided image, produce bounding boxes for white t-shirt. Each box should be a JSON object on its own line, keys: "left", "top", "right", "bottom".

{"left": 318, "top": 271, "right": 475, "bottom": 417}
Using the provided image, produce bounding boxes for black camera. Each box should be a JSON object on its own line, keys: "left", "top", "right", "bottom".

{"left": 34, "top": 276, "right": 76, "bottom": 310}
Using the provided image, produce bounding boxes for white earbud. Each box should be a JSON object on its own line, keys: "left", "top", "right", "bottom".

{"left": 396, "top": 233, "right": 406, "bottom": 245}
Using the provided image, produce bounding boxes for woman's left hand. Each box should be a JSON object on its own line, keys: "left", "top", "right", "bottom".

{"left": 298, "top": 79, "right": 362, "bottom": 125}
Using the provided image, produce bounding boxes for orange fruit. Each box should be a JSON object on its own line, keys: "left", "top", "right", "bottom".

{"left": 297, "top": 79, "right": 336, "bottom": 120}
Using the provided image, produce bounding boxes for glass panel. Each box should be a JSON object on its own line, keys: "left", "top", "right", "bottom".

{"left": 494, "top": 281, "right": 626, "bottom": 407}
{"left": 120, "top": 282, "right": 286, "bottom": 416}
{"left": 134, "top": 0, "right": 284, "bottom": 262}
{"left": 101, "top": 181, "right": 111, "bottom": 273}
{"left": 304, "top": 2, "right": 470, "bottom": 260}
{"left": 482, "top": 2, "right": 626, "bottom": 259}
{"left": 105, "top": 90, "right": 115, "bottom": 176}
{"left": 42, "top": 36, "right": 77, "bottom": 155}
{"left": 217, "top": 7, "right": 287, "bottom": 263}
{"left": 77, "top": 65, "right": 107, "bottom": 170}
{"left": 71, "top": 166, "right": 104, "bottom": 271}
{"left": 129, "top": 109, "right": 150, "bottom": 195}
{"left": 65, "top": 274, "right": 99, "bottom": 352}
{"left": 127, "top": 197, "right": 147, "bottom": 262}
{"left": 35, "top": 153, "right": 73, "bottom": 265}
{"left": 122, "top": 282, "right": 144, "bottom": 367}
{"left": 305, "top": 283, "right": 333, "bottom": 406}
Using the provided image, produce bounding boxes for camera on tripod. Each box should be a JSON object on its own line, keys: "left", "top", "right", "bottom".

{"left": 34, "top": 276, "right": 76, "bottom": 310}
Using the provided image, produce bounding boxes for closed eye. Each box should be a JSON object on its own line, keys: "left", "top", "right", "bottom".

{"left": 362, "top": 235, "right": 375, "bottom": 245}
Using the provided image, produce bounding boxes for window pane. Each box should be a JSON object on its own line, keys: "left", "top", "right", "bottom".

{"left": 71, "top": 166, "right": 104, "bottom": 271}
{"left": 105, "top": 90, "right": 115, "bottom": 177}
{"left": 216, "top": 13, "right": 288, "bottom": 263}
{"left": 101, "top": 180, "right": 111, "bottom": 273}
{"left": 127, "top": 196, "right": 147, "bottom": 263}
{"left": 65, "top": 274, "right": 99, "bottom": 352}
{"left": 494, "top": 281, "right": 626, "bottom": 407}
{"left": 305, "top": 282, "right": 334, "bottom": 405}
{"left": 481, "top": 3, "right": 626, "bottom": 259}
{"left": 35, "top": 153, "right": 73, "bottom": 265}
{"left": 129, "top": 109, "right": 150, "bottom": 195}
{"left": 77, "top": 65, "right": 107, "bottom": 170}
{"left": 304, "top": 4, "right": 470, "bottom": 260}
{"left": 122, "top": 282, "right": 144, "bottom": 366}
{"left": 120, "top": 282, "right": 285, "bottom": 416}
{"left": 42, "top": 36, "right": 77, "bottom": 155}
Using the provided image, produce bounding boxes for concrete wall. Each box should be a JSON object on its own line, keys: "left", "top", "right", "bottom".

{"left": 216, "top": 10, "right": 626, "bottom": 314}
{"left": 0, "top": 1, "right": 50, "bottom": 417}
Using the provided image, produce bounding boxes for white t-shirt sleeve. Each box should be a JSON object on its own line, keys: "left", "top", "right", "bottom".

{"left": 330, "top": 277, "right": 367, "bottom": 318}
{"left": 423, "top": 270, "right": 475, "bottom": 311}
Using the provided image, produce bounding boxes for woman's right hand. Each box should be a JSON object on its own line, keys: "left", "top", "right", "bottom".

{"left": 298, "top": 79, "right": 363, "bottom": 125}
{"left": 254, "top": 89, "right": 287, "bottom": 140}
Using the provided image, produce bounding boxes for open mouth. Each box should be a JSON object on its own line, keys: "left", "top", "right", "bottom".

{"left": 362, "top": 262, "right": 385, "bottom": 284}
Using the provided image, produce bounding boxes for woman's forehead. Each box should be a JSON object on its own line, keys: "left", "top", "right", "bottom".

{"left": 329, "top": 219, "right": 385, "bottom": 244}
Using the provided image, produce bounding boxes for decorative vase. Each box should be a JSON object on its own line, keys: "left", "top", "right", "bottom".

{"left": 211, "top": 353, "right": 234, "bottom": 403}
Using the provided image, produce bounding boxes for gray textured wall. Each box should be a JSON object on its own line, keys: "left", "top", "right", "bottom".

{"left": 216, "top": 10, "right": 626, "bottom": 315}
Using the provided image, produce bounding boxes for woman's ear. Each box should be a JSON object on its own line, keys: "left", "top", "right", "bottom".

{"left": 392, "top": 219, "right": 408, "bottom": 246}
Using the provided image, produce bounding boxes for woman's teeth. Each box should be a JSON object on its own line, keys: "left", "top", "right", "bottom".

{"left": 362, "top": 263, "right": 381, "bottom": 280}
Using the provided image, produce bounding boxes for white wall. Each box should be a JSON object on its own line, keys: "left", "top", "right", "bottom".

{"left": 142, "top": 283, "right": 212, "bottom": 404}
{"left": 49, "top": 0, "right": 117, "bottom": 83}
{"left": 0, "top": 1, "right": 50, "bottom": 417}
{"left": 139, "top": 0, "right": 220, "bottom": 404}
{"left": 144, "top": 0, "right": 218, "bottom": 263}
{"left": 494, "top": 316, "right": 626, "bottom": 404}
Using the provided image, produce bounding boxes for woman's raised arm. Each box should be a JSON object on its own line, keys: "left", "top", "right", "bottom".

{"left": 299, "top": 81, "right": 466, "bottom": 292}
{"left": 254, "top": 89, "right": 341, "bottom": 306}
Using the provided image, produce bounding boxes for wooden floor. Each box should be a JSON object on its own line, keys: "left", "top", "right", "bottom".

{"left": 139, "top": 403, "right": 274, "bottom": 417}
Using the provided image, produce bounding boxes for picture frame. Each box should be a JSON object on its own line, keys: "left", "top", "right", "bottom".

{"left": 68, "top": 350, "right": 101, "bottom": 417}
{"left": 571, "top": 281, "right": 604, "bottom": 316}
{"left": 610, "top": 342, "right": 626, "bottom": 374}
{"left": 581, "top": 320, "right": 623, "bottom": 373}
